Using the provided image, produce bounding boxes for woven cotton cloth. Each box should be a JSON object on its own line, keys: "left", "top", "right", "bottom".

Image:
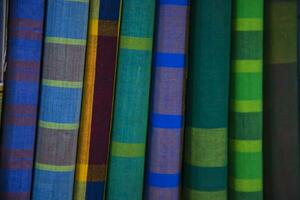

{"left": 106, "top": 0, "right": 156, "bottom": 199}
{"left": 144, "top": 0, "right": 189, "bottom": 199}
{"left": 0, "top": 0, "right": 6, "bottom": 124}
{"left": 31, "top": 0, "right": 89, "bottom": 199}
{"left": 0, "top": 1, "right": 45, "bottom": 199}
{"left": 229, "top": 0, "right": 263, "bottom": 199}
{"left": 264, "top": 0, "right": 300, "bottom": 199}
{"left": 74, "top": 0, "right": 121, "bottom": 199}
{"left": 182, "top": 0, "right": 231, "bottom": 199}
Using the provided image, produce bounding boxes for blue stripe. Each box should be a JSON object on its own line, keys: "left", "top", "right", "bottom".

{"left": 151, "top": 113, "right": 182, "bottom": 129}
{"left": 0, "top": 169, "right": 33, "bottom": 192}
{"left": 8, "top": 38, "right": 43, "bottom": 61}
{"left": 32, "top": 169, "right": 74, "bottom": 200}
{"left": 99, "top": 0, "right": 120, "bottom": 20}
{"left": 46, "top": 0, "right": 88, "bottom": 39}
{"left": 10, "top": 0, "right": 44, "bottom": 20}
{"left": 159, "top": 0, "right": 189, "bottom": 5}
{"left": 2, "top": 125, "right": 36, "bottom": 149}
{"left": 154, "top": 52, "right": 185, "bottom": 68}
{"left": 5, "top": 80, "right": 39, "bottom": 105}
{"left": 39, "top": 85, "right": 82, "bottom": 123}
{"left": 147, "top": 171, "right": 180, "bottom": 188}
{"left": 86, "top": 181, "right": 105, "bottom": 200}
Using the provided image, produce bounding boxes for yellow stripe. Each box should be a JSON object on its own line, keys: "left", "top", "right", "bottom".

{"left": 39, "top": 120, "right": 79, "bottom": 130}
{"left": 232, "top": 100, "right": 262, "bottom": 113}
{"left": 35, "top": 162, "right": 75, "bottom": 172}
{"left": 233, "top": 18, "right": 263, "bottom": 31}
{"left": 184, "top": 127, "right": 227, "bottom": 167}
{"left": 42, "top": 79, "right": 82, "bottom": 88}
{"left": 46, "top": 37, "right": 86, "bottom": 45}
{"left": 120, "top": 36, "right": 153, "bottom": 51}
{"left": 99, "top": 20, "right": 118, "bottom": 37}
{"left": 111, "top": 142, "right": 145, "bottom": 157}
{"left": 230, "top": 177, "right": 262, "bottom": 192}
{"left": 89, "top": 19, "right": 99, "bottom": 36}
{"left": 232, "top": 60, "right": 262, "bottom": 73}
{"left": 230, "top": 139, "right": 262, "bottom": 153}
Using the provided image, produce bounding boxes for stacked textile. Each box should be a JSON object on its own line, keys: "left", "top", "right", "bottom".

{"left": 106, "top": 0, "right": 156, "bottom": 199}
{"left": 0, "top": 1, "right": 45, "bottom": 199}
{"left": 264, "top": 0, "right": 300, "bottom": 199}
{"left": 144, "top": 0, "right": 189, "bottom": 199}
{"left": 74, "top": 0, "right": 121, "bottom": 199}
{"left": 32, "top": 0, "right": 89, "bottom": 199}
{"left": 183, "top": 0, "right": 231, "bottom": 199}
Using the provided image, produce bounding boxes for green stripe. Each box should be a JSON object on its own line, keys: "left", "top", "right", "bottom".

{"left": 234, "top": 0, "right": 263, "bottom": 18}
{"left": 230, "top": 139, "right": 262, "bottom": 152}
{"left": 120, "top": 36, "right": 153, "bottom": 51}
{"left": 233, "top": 18, "right": 263, "bottom": 31}
{"left": 183, "top": 188, "right": 227, "bottom": 199}
{"left": 73, "top": 181, "right": 87, "bottom": 200}
{"left": 184, "top": 127, "right": 227, "bottom": 167}
{"left": 39, "top": 120, "right": 79, "bottom": 130}
{"left": 230, "top": 177, "right": 262, "bottom": 192}
{"left": 232, "top": 60, "right": 262, "bottom": 73}
{"left": 46, "top": 37, "right": 86, "bottom": 45}
{"left": 35, "top": 162, "right": 75, "bottom": 172}
{"left": 233, "top": 31, "right": 263, "bottom": 59}
{"left": 233, "top": 73, "right": 262, "bottom": 100}
{"left": 42, "top": 79, "right": 83, "bottom": 88}
{"left": 231, "top": 100, "right": 262, "bottom": 113}
{"left": 229, "top": 151, "right": 262, "bottom": 179}
{"left": 229, "top": 112, "right": 262, "bottom": 140}
{"left": 111, "top": 142, "right": 145, "bottom": 157}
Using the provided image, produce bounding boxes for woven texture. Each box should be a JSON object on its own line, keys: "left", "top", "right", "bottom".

{"left": 264, "top": 0, "right": 300, "bottom": 199}
{"left": 144, "top": 0, "right": 189, "bottom": 199}
{"left": 106, "top": 0, "right": 155, "bottom": 199}
{"left": 74, "top": 0, "right": 121, "bottom": 199}
{"left": 0, "top": 1, "right": 44, "bottom": 199}
{"left": 182, "top": 0, "right": 231, "bottom": 199}
{"left": 229, "top": 0, "right": 263, "bottom": 199}
{"left": 0, "top": 0, "right": 6, "bottom": 123}
{"left": 32, "top": 0, "right": 89, "bottom": 199}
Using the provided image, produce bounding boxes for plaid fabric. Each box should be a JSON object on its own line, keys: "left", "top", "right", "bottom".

{"left": 182, "top": 0, "right": 231, "bottom": 199}
{"left": 74, "top": 0, "right": 121, "bottom": 199}
{"left": 32, "top": 0, "right": 89, "bottom": 199}
{"left": 264, "top": 0, "right": 300, "bottom": 199}
{"left": 106, "top": 0, "right": 155, "bottom": 199}
{"left": 144, "top": 0, "right": 189, "bottom": 199}
{"left": 0, "top": 1, "right": 45, "bottom": 199}
{"left": 229, "top": 0, "right": 263, "bottom": 199}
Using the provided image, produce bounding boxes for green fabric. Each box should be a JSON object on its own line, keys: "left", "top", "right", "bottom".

{"left": 106, "top": 0, "right": 155, "bottom": 199}
{"left": 229, "top": 0, "right": 263, "bottom": 199}
{"left": 183, "top": 0, "right": 231, "bottom": 199}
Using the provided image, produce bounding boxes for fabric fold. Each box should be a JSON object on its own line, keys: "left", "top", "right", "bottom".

{"left": 0, "top": 1, "right": 45, "bottom": 199}
{"left": 73, "top": 0, "right": 121, "bottom": 199}
{"left": 264, "top": 0, "right": 300, "bottom": 199}
{"left": 32, "top": 0, "right": 89, "bottom": 199}
{"left": 182, "top": 0, "right": 231, "bottom": 199}
{"left": 106, "top": 0, "right": 156, "bottom": 199}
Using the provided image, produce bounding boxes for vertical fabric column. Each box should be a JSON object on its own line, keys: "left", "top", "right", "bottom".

{"left": 229, "top": 0, "right": 263, "bottom": 199}
{"left": 106, "top": 0, "right": 155, "bottom": 199}
{"left": 182, "top": 0, "right": 231, "bottom": 199}
{"left": 32, "top": 0, "right": 89, "bottom": 200}
{"left": 264, "top": 0, "right": 300, "bottom": 199}
{"left": 74, "top": 0, "right": 121, "bottom": 199}
{"left": 0, "top": 1, "right": 45, "bottom": 199}
{"left": 0, "top": 0, "right": 7, "bottom": 121}
{"left": 144, "top": 0, "right": 189, "bottom": 199}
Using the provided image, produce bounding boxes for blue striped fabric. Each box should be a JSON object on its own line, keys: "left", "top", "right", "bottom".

{"left": 144, "top": 0, "right": 189, "bottom": 199}
{"left": 32, "top": 0, "right": 89, "bottom": 200}
{"left": 0, "top": 1, "right": 45, "bottom": 199}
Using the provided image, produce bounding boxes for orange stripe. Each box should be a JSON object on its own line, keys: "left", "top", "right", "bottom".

{"left": 99, "top": 20, "right": 118, "bottom": 37}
